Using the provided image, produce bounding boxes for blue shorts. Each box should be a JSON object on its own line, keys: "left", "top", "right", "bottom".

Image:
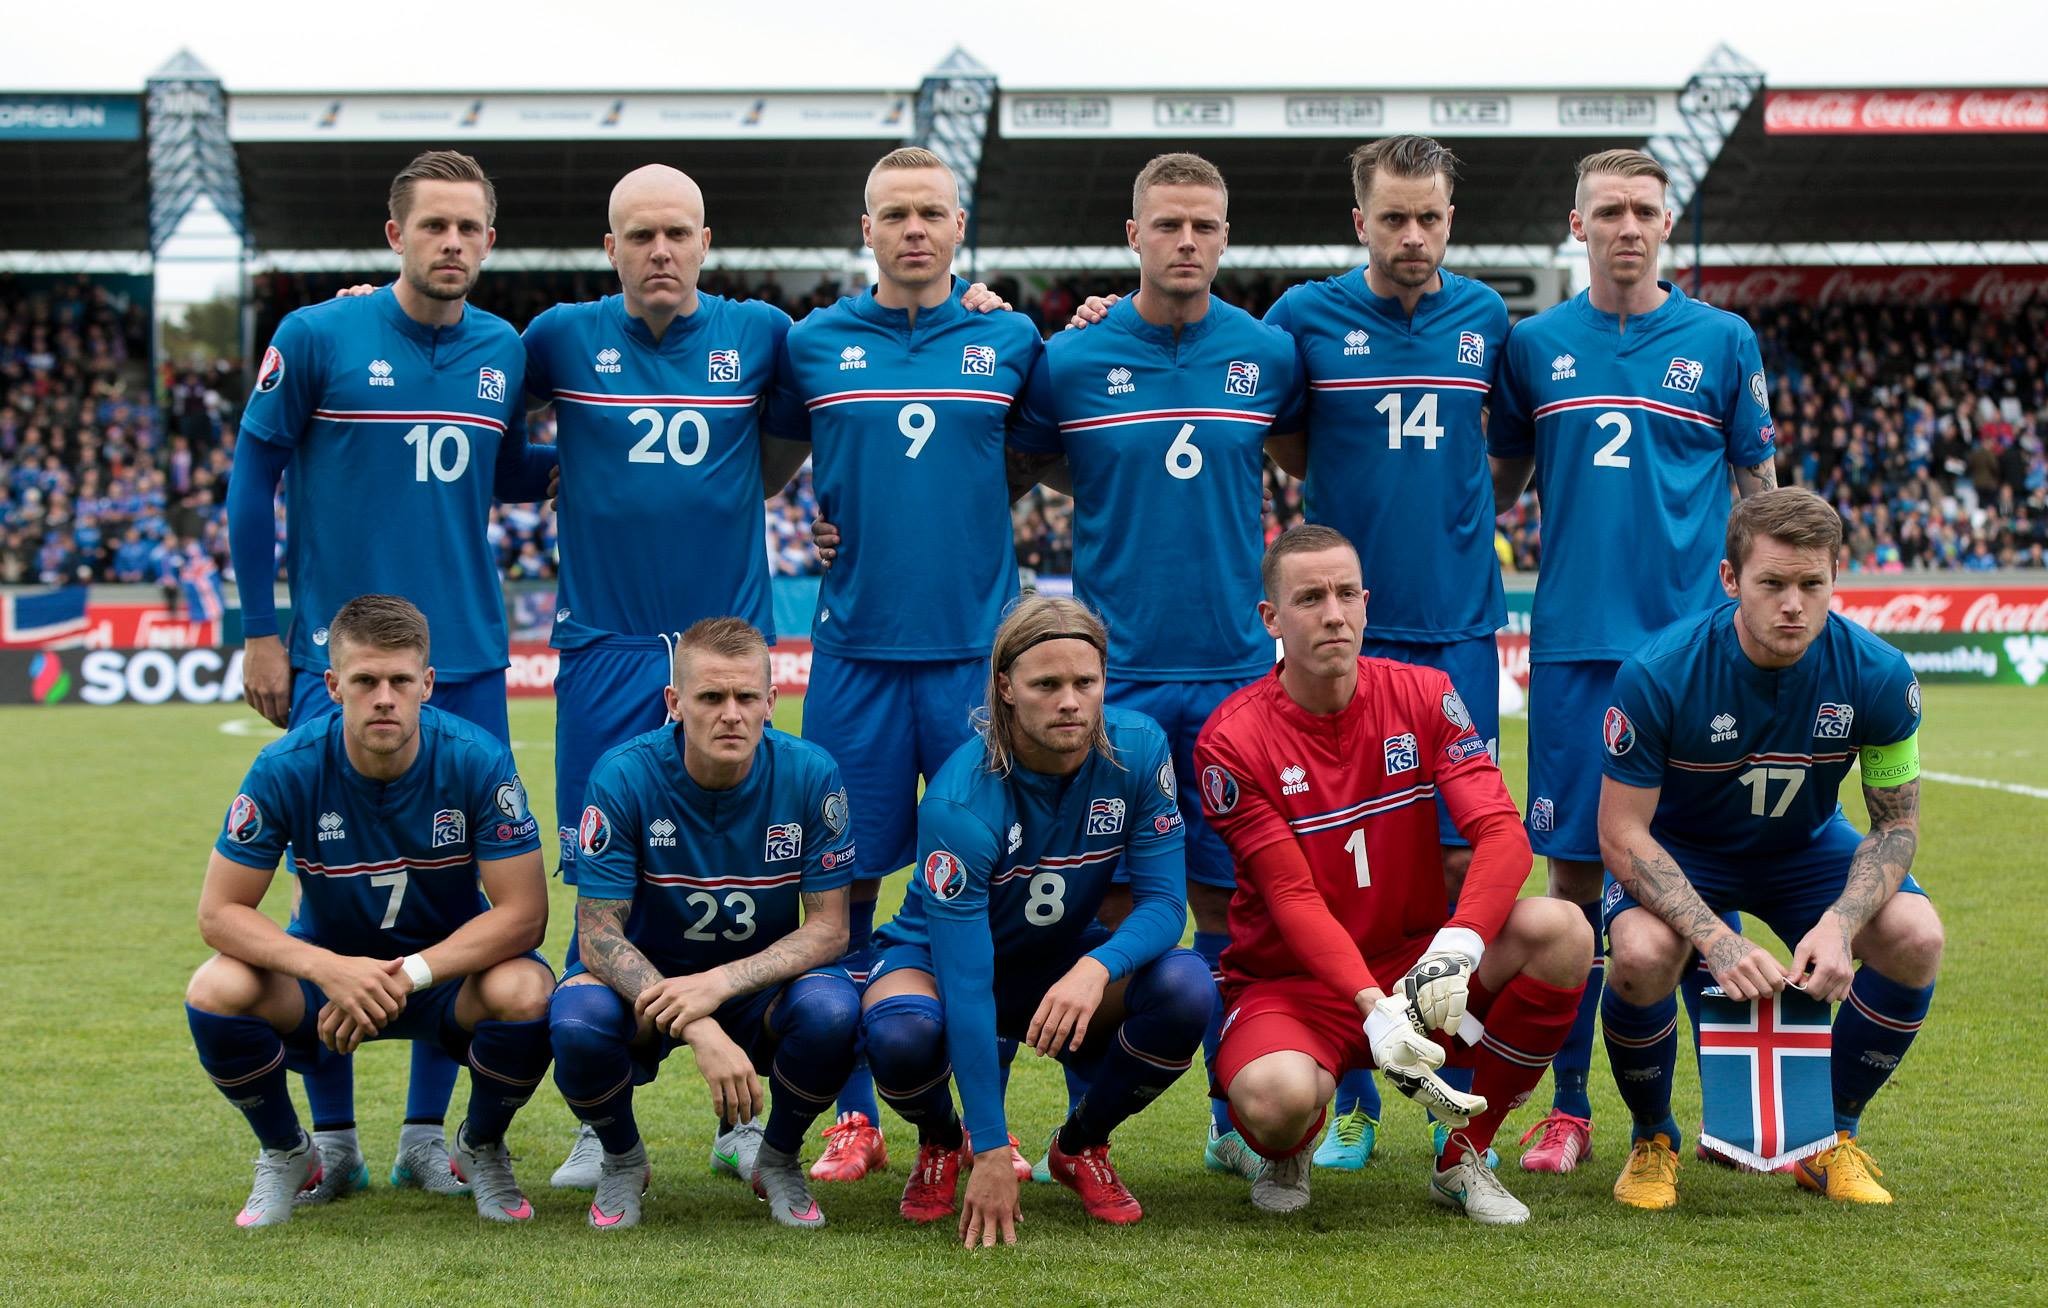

{"left": 280, "top": 951, "right": 549, "bottom": 1070}
{"left": 803, "top": 651, "right": 983, "bottom": 878}
{"left": 555, "top": 967, "right": 854, "bottom": 1081}
{"left": 288, "top": 665, "right": 510, "bottom": 747}
{"left": 1360, "top": 634, "right": 1501, "bottom": 848}
{"left": 871, "top": 925, "right": 1200, "bottom": 1041}
{"left": 1600, "top": 816, "right": 1928, "bottom": 947}
{"left": 1526, "top": 659, "right": 1620, "bottom": 862}
{"left": 1109, "top": 677, "right": 1257, "bottom": 890}
{"left": 553, "top": 638, "right": 672, "bottom": 886}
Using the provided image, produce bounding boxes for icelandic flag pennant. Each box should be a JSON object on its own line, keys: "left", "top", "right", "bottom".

{"left": 1697, "top": 985, "right": 1836, "bottom": 1172}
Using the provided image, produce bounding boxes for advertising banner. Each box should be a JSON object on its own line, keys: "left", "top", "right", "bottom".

{"left": 1681, "top": 265, "right": 2048, "bottom": 313}
{"left": 1764, "top": 89, "right": 2048, "bottom": 136}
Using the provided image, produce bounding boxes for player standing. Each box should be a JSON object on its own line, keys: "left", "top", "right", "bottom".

{"left": 1198, "top": 527, "right": 1589, "bottom": 1221}
{"left": 858, "top": 597, "right": 1213, "bottom": 1243}
{"left": 770, "top": 147, "right": 1046, "bottom": 1181}
{"left": 1009, "top": 152, "right": 1300, "bottom": 1178}
{"left": 1598, "top": 489, "right": 1940, "bottom": 1208}
{"left": 183, "top": 596, "right": 553, "bottom": 1227}
{"left": 1488, "top": 149, "right": 1779, "bottom": 1172}
{"left": 226, "top": 150, "right": 554, "bottom": 1203}
{"left": 547, "top": 618, "right": 860, "bottom": 1229}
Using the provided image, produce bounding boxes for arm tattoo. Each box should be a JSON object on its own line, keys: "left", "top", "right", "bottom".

{"left": 1623, "top": 846, "right": 1730, "bottom": 953}
{"left": 1733, "top": 457, "right": 1779, "bottom": 498}
{"left": 718, "top": 890, "right": 842, "bottom": 998}
{"left": 1834, "top": 780, "right": 1920, "bottom": 934}
{"left": 577, "top": 897, "right": 664, "bottom": 1004}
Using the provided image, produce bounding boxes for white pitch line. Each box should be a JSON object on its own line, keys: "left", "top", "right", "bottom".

{"left": 1921, "top": 770, "right": 2048, "bottom": 801}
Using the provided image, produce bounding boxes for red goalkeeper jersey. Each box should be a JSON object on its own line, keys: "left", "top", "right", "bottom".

{"left": 1194, "top": 658, "right": 1529, "bottom": 999}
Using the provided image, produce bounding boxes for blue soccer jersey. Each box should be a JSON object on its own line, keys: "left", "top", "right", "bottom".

{"left": 1489, "top": 282, "right": 1777, "bottom": 663}
{"left": 572, "top": 725, "right": 857, "bottom": 978}
{"left": 238, "top": 288, "right": 531, "bottom": 677}
{"left": 1265, "top": 267, "right": 1507, "bottom": 644}
{"left": 1602, "top": 603, "right": 1921, "bottom": 856}
{"left": 214, "top": 705, "right": 541, "bottom": 958}
{"left": 770, "top": 281, "right": 1043, "bottom": 661}
{"left": 524, "top": 293, "right": 789, "bottom": 647}
{"left": 1011, "top": 295, "right": 1301, "bottom": 681}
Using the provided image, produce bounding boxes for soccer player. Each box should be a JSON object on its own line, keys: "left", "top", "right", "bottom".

{"left": 1488, "top": 149, "right": 1779, "bottom": 1172}
{"left": 226, "top": 150, "right": 555, "bottom": 1203}
{"left": 858, "top": 596, "right": 1213, "bottom": 1244}
{"left": 1009, "top": 152, "right": 1300, "bottom": 1179}
{"left": 1197, "top": 526, "right": 1589, "bottom": 1222}
{"left": 183, "top": 595, "right": 553, "bottom": 1227}
{"left": 546, "top": 617, "right": 860, "bottom": 1229}
{"left": 771, "top": 146, "right": 1046, "bottom": 1180}
{"left": 1598, "top": 489, "right": 1941, "bottom": 1208}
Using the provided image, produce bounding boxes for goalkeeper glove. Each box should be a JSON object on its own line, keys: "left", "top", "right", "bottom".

{"left": 1401, "top": 927, "right": 1484, "bottom": 1035}
{"left": 1366, "top": 993, "right": 1490, "bottom": 1130}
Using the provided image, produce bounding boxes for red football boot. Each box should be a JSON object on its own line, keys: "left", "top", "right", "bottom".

{"left": 898, "top": 1140, "right": 964, "bottom": 1224}
{"left": 1044, "top": 1132, "right": 1143, "bottom": 1225}
{"left": 810, "top": 1111, "right": 888, "bottom": 1182}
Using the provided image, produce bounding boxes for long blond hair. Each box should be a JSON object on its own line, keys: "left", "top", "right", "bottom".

{"left": 974, "top": 596, "right": 1118, "bottom": 776}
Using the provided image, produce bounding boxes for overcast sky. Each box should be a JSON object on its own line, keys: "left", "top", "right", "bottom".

{"left": 4, "top": 0, "right": 2043, "bottom": 91}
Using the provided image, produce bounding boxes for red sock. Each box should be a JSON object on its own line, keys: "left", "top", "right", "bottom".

{"left": 1440, "top": 972, "right": 1584, "bottom": 1169}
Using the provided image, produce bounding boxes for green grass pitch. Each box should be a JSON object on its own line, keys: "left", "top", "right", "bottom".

{"left": 3, "top": 685, "right": 2043, "bottom": 1305}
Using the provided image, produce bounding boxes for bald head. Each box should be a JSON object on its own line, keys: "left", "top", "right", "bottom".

{"left": 609, "top": 164, "right": 704, "bottom": 235}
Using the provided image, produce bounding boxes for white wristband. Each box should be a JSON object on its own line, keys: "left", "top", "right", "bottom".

{"left": 1426, "top": 926, "right": 1485, "bottom": 969}
{"left": 401, "top": 953, "right": 434, "bottom": 992}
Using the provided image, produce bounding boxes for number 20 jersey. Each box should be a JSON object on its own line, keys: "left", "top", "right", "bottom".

{"left": 1488, "top": 283, "right": 1777, "bottom": 664}
{"left": 523, "top": 294, "right": 790, "bottom": 648}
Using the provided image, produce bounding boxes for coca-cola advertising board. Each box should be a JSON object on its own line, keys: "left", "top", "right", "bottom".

{"left": 1764, "top": 89, "right": 2048, "bottom": 135}
{"left": 1682, "top": 266, "right": 2048, "bottom": 313}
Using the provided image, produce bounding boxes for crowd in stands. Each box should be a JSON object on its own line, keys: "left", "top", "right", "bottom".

{"left": 11, "top": 272, "right": 2047, "bottom": 600}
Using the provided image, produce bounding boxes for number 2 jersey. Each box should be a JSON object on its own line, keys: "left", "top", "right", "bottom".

{"left": 571, "top": 725, "right": 857, "bottom": 978}
{"left": 237, "top": 288, "right": 532, "bottom": 678}
{"left": 1195, "top": 659, "right": 1526, "bottom": 994}
{"left": 770, "top": 282, "right": 1044, "bottom": 661}
{"left": 1009, "top": 294, "right": 1301, "bottom": 681}
{"left": 213, "top": 704, "right": 541, "bottom": 957}
{"left": 1601, "top": 602, "right": 1922, "bottom": 858}
{"left": 522, "top": 293, "right": 791, "bottom": 647}
{"left": 1488, "top": 282, "right": 1777, "bottom": 663}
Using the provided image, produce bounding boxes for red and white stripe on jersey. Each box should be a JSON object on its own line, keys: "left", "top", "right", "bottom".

{"left": 293, "top": 851, "right": 472, "bottom": 879}
{"left": 991, "top": 845, "right": 1123, "bottom": 888}
{"left": 1531, "top": 395, "right": 1720, "bottom": 429}
{"left": 552, "top": 390, "right": 759, "bottom": 408}
{"left": 1308, "top": 376, "right": 1490, "bottom": 394}
{"left": 642, "top": 869, "right": 803, "bottom": 891}
{"left": 1057, "top": 406, "right": 1276, "bottom": 432}
{"left": 310, "top": 409, "right": 509, "bottom": 433}
{"left": 806, "top": 388, "right": 1013, "bottom": 411}
{"left": 1287, "top": 781, "right": 1439, "bottom": 837}
{"left": 1668, "top": 749, "right": 1855, "bottom": 774}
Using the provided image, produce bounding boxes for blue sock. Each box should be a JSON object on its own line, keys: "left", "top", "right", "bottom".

{"left": 863, "top": 994, "right": 961, "bottom": 1149}
{"left": 1550, "top": 900, "right": 1603, "bottom": 1118}
{"left": 766, "top": 974, "right": 861, "bottom": 1154}
{"left": 1832, "top": 968, "right": 1934, "bottom": 1136}
{"left": 404, "top": 1040, "right": 460, "bottom": 1125}
{"left": 1063, "top": 1061, "right": 1088, "bottom": 1116}
{"left": 299, "top": 1046, "right": 356, "bottom": 1133}
{"left": 997, "top": 1037, "right": 1017, "bottom": 1099}
{"left": 549, "top": 984, "right": 642, "bottom": 1155}
{"left": 1332, "top": 1068, "right": 1382, "bottom": 1119}
{"left": 1192, "top": 930, "right": 1231, "bottom": 1133}
{"left": 1060, "top": 950, "right": 1212, "bottom": 1151}
{"left": 188, "top": 1006, "right": 302, "bottom": 1150}
{"left": 1601, "top": 989, "right": 1680, "bottom": 1149}
{"left": 463, "top": 1018, "right": 551, "bottom": 1146}
{"left": 835, "top": 896, "right": 882, "bottom": 1122}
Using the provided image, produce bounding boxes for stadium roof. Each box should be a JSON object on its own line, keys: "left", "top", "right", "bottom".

{"left": 0, "top": 94, "right": 149, "bottom": 250}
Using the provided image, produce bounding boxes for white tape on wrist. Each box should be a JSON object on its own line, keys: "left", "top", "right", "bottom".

{"left": 401, "top": 953, "right": 434, "bottom": 991}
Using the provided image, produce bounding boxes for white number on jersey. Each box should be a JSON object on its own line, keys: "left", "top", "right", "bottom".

{"left": 1737, "top": 766, "right": 1805, "bottom": 818}
{"left": 1374, "top": 392, "right": 1446, "bottom": 450}
{"left": 684, "top": 890, "right": 759, "bottom": 942}
{"left": 1593, "top": 411, "right": 1632, "bottom": 468}
{"left": 1164, "top": 422, "right": 1204, "bottom": 479}
{"left": 369, "top": 870, "right": 408, "bottom": 930}
{"left": 626, "top": 408, "right": 711, "bottom": 466}
{"left": 1024, "top": 871, "right": 1067, "bottom": 926}
{"left": 899, "top": 402, "right": 935, "bottom": 459}
{"left": 1343, "top": 827, "right": 1372, "bottom": 888}
{"left": 401, "top": 424, "right": 471, "bottom": 483}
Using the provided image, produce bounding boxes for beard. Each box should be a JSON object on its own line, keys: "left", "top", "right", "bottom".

{"left": 404, "top": 260, "right": 477, "bottom": 303}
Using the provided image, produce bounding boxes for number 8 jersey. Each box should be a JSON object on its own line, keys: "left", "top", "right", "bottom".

{"left": 1488, "top": 282, "right": 1776, "bottom": 664}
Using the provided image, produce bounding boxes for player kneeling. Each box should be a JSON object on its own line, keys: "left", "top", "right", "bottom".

{"left": 1599, "top": 490, "right": 1942, "bottom": 1209}
{"left": 858, "top": 597, "right": 1213, "bottom": 1246}
{"left": 546, "top": 618, "right": 860, "bottom": 1231}
{"left": 1198, "top": 527, "right": 1591, "bottom": 1224}
{"left": 184, "top": 595, "right": 553, "bottom": 1228}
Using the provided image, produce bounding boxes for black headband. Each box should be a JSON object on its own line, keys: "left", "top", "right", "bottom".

{"left": 1003, "top": 629, "right": 1105, "bottom": 669}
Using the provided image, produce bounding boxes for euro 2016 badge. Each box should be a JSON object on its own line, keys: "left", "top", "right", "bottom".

{"left": 924, "top": 849, "right": 967, "bottom": 901}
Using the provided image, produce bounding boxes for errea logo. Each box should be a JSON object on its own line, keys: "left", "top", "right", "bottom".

{"left": 595, "top": 347, "right": 622, "bottom": 374}
{"left": 1551, "top": 353, "right": 1576, "bottom": 380}
{"left": 648, "top": 817, "right": 678, "bottom": 847}
{"left": 1710, "top": 713, "right": 1739, "bottom": 743}
{"left": 839, "top": 345, "right": 867, "bottom": 371}
{"left": 317, "top": 811, "right": 347, "bottom": 842}
{"left": 1343, "top": 329, "right": 1371, "bottom": 357}
{"left": 367, "top": 359, "right": 395, "bottom": 388}
{"left": 1280, "top": 764, "right": 1310, "bottom": 796}
{"left": 1106, "top": 366, "right": 1135, "bottom": 396}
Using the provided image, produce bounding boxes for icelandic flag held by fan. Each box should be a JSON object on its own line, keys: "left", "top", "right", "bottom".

{"left": 0, "top": 586, "right": 89, "bottom": 649}
{"left": 1697, "top": 985, "right": 1836, "bottom": 1172}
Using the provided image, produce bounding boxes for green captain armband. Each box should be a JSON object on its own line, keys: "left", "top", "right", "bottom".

{"left": 1860, "top": 733, "right": 1920, "bottom": 788}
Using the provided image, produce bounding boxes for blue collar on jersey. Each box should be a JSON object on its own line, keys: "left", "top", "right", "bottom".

{"left": 374, "top": 283, "right": 474, "bottom": 346}
{"left": 657, "top": 719, "right": 768, "bottom": 810}
{"left": 1108, "top": 291, "right": 1222, "bottom": 347}
{"left": 1713, "top": 599, "right": 1828, "bottom": 691}
{"left": 608, "top": 291, "right": 712, "bottom": 350}
{"left": 1570, "top": 279, "right": 1688, "bottom": 334}
{"left": 326, "top": 703, "right": 434, "bottom": 798}
{"left": 1343, "top": 263, "right": 1457, "bottom": 321}
{"left": 848, "top": 277, "right": 968, "bottom": 330}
